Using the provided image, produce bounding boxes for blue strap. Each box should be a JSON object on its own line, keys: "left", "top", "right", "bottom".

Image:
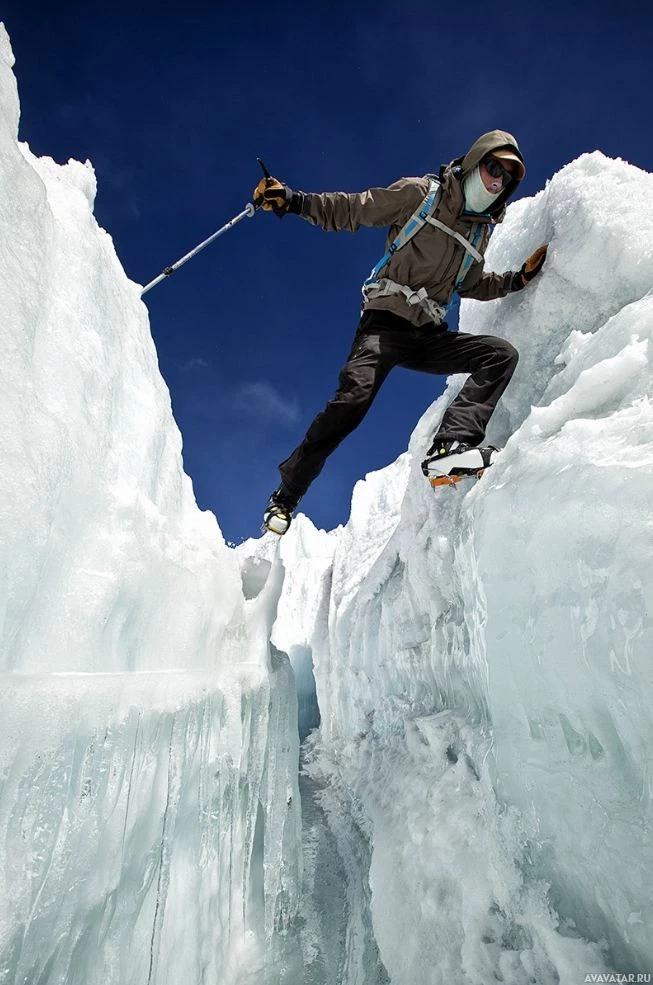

{"left": 364, "top": 178, "right": 441, "bottom": 288}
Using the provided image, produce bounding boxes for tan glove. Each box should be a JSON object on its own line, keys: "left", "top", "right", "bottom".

{"left": 512, "top": 245, "right": 548, "bottom": 290}
{"left": 253, "top": 176, "right": 296, "bottom": 215}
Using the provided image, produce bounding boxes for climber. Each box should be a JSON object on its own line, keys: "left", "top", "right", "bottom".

{"left": 253, "top": 130, "right": 547, "bottom": 534}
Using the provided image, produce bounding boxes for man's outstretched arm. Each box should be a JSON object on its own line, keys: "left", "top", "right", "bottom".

{"left": 253, "top": 174, "right": 425, "bottom": 232}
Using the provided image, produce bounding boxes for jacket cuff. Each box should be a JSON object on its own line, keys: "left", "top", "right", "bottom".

{"left": 287, "top": 190, "right": 305, "bottom": 215}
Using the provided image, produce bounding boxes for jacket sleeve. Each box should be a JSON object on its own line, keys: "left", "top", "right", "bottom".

{"left": 300, "top": 177, "right": 425, "bottom": 233}
{"left": 457, "top": 258, "right": 514, "bottom": 301}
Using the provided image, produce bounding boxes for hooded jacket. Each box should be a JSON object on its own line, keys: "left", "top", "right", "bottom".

{"left": 299, "top": 130, "right": 525, "bottom": 327}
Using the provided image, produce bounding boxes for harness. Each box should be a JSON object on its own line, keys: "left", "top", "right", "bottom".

{"left": 362, "top": 176, "right": 485, "bottom": 324}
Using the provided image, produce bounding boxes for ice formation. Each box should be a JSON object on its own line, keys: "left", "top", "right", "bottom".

{"left": 0, "top": 26, "right": 300, "bottom": 985}
{"left": 239, "top": 138, "right": 653, "bottom": 982}
{"left": 2, "top": 19, "right": 653, "bottom": 985}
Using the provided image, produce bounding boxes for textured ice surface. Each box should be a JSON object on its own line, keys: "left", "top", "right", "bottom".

{"left": 0, "top": 25, "right": 242, "bottom": 675}
{"left": 0, "top": 25, "right": 300, "bottom": 984}
{"left": 3, "top": 14, "right": 653, "bottom": 984}
{"left": 268, "top": 150, "right": 653, "bottom": 981}
{"left": 238, "top": 516, "right": 337, "bottom": 742}
{"left": 0, "top": 659, "right": 300, "bottom": 985}
{"left": 236, "top": 154, "right": 653, "bottom": 982}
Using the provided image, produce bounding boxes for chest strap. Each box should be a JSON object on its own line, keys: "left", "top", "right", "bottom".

{"left": 423, "top": 216, "right": 483, "bottom": 262}
{"left": 453, "top": 222, "right": 484, "bottom": 290}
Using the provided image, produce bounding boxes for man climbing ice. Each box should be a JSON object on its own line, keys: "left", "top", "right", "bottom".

{"left": 254, "top": 130, "right": 548, "bottom": 535}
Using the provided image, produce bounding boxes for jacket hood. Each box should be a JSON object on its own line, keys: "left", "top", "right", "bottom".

{"left": 450, "top": 129, "right": 525, "bottom": 217}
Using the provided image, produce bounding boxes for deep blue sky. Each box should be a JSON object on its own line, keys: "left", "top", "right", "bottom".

{"left": 5, "top": 2, "right": 652, "bottom": 542}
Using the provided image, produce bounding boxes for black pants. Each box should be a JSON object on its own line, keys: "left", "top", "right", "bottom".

{"left": 279, "top": 308, "right": 519, "bottom": 502}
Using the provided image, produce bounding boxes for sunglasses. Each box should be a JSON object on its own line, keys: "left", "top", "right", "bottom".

{"left": 484, "top": 156, "right": 515, "bottom": 186}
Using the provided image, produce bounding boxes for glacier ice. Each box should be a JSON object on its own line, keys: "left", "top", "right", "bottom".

{"left": 0, "top": 658, "right": 301, "bottom": 985}
{"left": 0, "top": 24, "right": 301, "bottom": 985}
{"left": 2, "top": 16, "right": 653, "bottom": 985}
{"left": 273, "top": 152, "right": 653, "bottom": 981}
{"left": 238, "top": 146, "right": 653, "bottom": 982}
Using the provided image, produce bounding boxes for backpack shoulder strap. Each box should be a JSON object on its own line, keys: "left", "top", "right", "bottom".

{"left": 364, "top": 176, "right": 441, "bottom": 288}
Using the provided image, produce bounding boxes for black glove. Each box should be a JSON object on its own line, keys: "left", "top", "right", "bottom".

{"left": 511, "top": 244, "right": 548, "bottom": 291}
{"left": 253, "top": 176, "right": 304, "bottom": 217}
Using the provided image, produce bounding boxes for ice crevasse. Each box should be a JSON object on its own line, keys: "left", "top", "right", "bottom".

{"left": 2, "top": 20, "right": 653, "bottom": 985}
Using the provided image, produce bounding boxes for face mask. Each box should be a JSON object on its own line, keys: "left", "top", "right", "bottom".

{"left": 463, "top": 166, "right": 501, "bottom": 213}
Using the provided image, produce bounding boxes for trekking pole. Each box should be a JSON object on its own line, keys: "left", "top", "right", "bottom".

{"left": 140, "top": 202, "right": 256, "bottom": 295}
{"left": 140, "top": 160, "right": 274, "bottom": 296}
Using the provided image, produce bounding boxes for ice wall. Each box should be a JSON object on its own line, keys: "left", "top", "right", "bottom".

{"left": 0, "top": 654, "right": 300, "bottom": 985}
{"left": 4, "top": 13, "right": 653, "bottom": 982}
{"left": 0, "top": 26, "right": 301, "bottom": 983}
{"left": 0, "top": 26, "right": 243, "bottom": 675}
{"left": 252, "top": 153, "right": 653, "bottom": 981}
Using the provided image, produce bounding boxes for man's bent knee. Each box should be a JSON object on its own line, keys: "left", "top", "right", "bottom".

{"left": 334, "top": 369, "right": 380, "bottom": 410}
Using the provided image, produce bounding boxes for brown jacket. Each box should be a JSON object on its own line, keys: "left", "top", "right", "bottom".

{"left": 300, "top": 130, "right": 525, "bottom": 327}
